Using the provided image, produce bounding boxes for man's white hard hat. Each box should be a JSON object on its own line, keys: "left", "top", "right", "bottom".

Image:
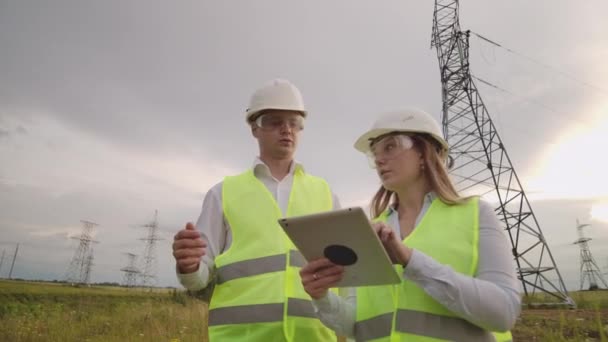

{"left": 245, "top": 79, "right": 307, "bottom": 122}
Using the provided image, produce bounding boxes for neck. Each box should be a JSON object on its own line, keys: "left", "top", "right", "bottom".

{"left": 395, "top": 179, "right": 431, "bottom": 218}
{"left": 259, "top": 155, "right": 293, "bottom": 181}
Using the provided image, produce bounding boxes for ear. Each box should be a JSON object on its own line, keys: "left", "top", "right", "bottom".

{"left": 416, "top": 150, "right": 424, "bottom": 162}
{"left": 251, "top": 124, "right": 259, "bottom": 138}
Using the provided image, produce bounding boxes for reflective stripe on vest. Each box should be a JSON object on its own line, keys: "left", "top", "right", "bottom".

{"left": 210, "top": 168, "right": 335, "bottom": 341}
{"left": 209, "top": 298, "right": 317, "bottom": 326}
{"left": 355, "top": 310, "right": 494, "bottom": 342}
{"left": 216, "top": 250, "right": 306, "bottom": 284}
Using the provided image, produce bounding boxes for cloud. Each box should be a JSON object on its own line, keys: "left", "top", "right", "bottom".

{"left": 1, "top": 1, "right": 607, "bottom": 288}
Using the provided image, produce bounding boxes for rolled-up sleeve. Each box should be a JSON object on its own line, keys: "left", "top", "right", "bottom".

{"left": 176, "top": 182, "right": 226, "bottom": 291}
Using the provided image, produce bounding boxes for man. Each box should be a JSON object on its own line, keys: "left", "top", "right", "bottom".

{"left": 173, "top": 79, "right": 341, "bottom": 341}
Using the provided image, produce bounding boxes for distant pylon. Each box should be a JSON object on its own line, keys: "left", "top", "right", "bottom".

{"left": 137, "top": 210, "right": 164, "bottom": 288}
{"left": 8, "top": 243, "right": 19, "bottom": 279}
{"left": 573, "top": 219, "right": 608, "bottom": 290}
{"left": 0, "top": 249, "right": 5, "bottom": 277}
{"left": 83, "top": 249, "right": 95, "bottom": 285}
{"left": 65, "top": 220, "right": 99, "bottom": 285}
{"left": 120, "top": 253, "right": 141, "bottom": 288}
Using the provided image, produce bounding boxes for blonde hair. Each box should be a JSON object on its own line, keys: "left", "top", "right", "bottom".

{"left": 370, "top": 134, "right": 467, "bottom": 218}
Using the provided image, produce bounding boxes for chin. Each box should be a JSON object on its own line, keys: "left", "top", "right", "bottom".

{"left": 381, "top": 180, "right": 400, "bottom": 192}
{"left": 273, "top": 149, "right": 294, "bottom": 159}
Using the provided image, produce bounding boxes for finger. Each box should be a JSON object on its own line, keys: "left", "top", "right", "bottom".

{"left": 177, "top": 258, "right": 201, "bottom": 270}
{"left": 306, "top": 265, "right": 344, "bottom": 285}
{"left": 384, "top": 228, "right": 393, "bottom": 242}
{"left": 371, "top": 222, "right": 383, "bottom": 233}
{"left": 379, "top": 226, "right": 394, "bottom": 242}
{"left": 185, "top": 222, "right": 196, "bottom": 230}
{"left": 300, "top": 258, "right": 334, "bottom": 274}
{"left": 174, "top": 229, "right": 201, "bottom": 240}
{"left": 173, "top": 238, "right": 206, "bottom": 249}
{"left": 310, "top": 273, "right": 345, "bottom": 292}
{"left": 317, "top": 265, "right": 344, "bottom": 278}
{"left": 177, "top": 256, "right": 201, "bottom": 266}
{"left": 173, "top": 248, "right": 205, "bottom": 259}
{"left": 307, "top": 288, "right": 329, "bottom": 300}
{"left": 301, "top": 265, "right": 337, "bottom": 285}
{"left": 300, "top": 266, "right": 339, "bottom": 286}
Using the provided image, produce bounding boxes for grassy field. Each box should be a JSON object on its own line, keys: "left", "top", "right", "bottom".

{"left": 0, "top": 280, "right": 208, "bottom": 342}
{"left": 1, "top": 279, "right": 607, "bottom": 341}
{"left": 515, "top": 291, "right": 608, "bottom": 341}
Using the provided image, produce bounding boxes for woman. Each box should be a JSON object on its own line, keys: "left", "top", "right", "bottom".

{"left": 300, "top": 108, "right": 521, "bottom": 341}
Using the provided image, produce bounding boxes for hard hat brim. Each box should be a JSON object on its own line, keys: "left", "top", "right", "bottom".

{"left": 354, "top": 128, "right": 449, "bottom": 153}
{"left": 246, "top": 107, "right": 307, "bottom": 122}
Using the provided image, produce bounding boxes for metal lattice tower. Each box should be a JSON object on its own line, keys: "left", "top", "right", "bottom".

{"left": 83, "top": 248, "right": 95, "bottom": 285}
{"left": 8, "top": 243, "right": 19, "bottom": 279}
{"left": 431, "top": 0, "right": 572, "bottom": 306}
{"left": 0, "top": 249, "right": 5, "bottom": 277}
{"left": 138, "top": 210, "right": 164, "bottom": 288}
{"left": 65, "top": 220, "right": 99, "bottom": 285}
{"left": 120, "top": 252, "right": 141, "bottom": 288}
{"left": 573, "top": 220, "right": 607, "bottom": 290}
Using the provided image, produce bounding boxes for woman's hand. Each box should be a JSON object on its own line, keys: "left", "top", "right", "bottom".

{"left": 372, "top": 222, "right": 413, "bottom": 266}
{"left": 299, "top": 258, "right": 345, "bottom": 299}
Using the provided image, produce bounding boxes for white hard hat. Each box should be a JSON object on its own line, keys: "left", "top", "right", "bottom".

{"left": 354, "top": 108, "right": 448, "bottom": 153}
{"left": 245, "top": 79, "right": 307, "bottom": 122}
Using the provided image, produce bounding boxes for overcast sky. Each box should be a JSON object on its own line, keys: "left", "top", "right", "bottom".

{"left": 1, "top": 1, "right": 607, "bottom": 291}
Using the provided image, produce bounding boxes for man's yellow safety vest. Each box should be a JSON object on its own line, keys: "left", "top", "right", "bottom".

{"left": 355, "top": 197, "right": 512, "bottom": 342}
{"left": 208, "top": 167, "right": 337, "bottom": 341}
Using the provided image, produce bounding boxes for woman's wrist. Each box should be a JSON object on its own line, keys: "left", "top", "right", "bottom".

{"left": 399, "top": 247, "right": 413, "bottom": 267}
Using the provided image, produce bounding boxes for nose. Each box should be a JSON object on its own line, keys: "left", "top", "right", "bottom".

{"left": 279, "top": 121, "right": 293, "bottom": 134}
{"left": 374, "top": 157, "right": 386, "bottom": 168}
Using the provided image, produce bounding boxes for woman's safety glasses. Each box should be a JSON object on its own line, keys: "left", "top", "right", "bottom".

{"left": 366, "top": 134, "right": 414, "bottom": 168}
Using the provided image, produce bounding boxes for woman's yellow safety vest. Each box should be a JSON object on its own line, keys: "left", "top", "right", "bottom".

{"left": 208, "top": 167, "right": 337, "bottom": 341}
{"left": 355, "top": 197, "right": 513, "bottom": 342}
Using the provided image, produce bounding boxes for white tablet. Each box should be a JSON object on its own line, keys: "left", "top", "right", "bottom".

{"left": 278, "top": 207, "right": 402, "bottom": 287}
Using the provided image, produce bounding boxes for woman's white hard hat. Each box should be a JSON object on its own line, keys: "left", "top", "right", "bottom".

{"left": 354, "top": 108, "right": 449, "bottom": 153}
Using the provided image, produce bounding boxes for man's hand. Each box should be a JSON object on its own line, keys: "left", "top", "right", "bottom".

{"left": 172, "top": 222, "right": 207, "bottom": 274}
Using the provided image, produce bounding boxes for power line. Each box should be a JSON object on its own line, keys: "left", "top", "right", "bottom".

{"left": 471, "top": 75, "right": 568, "bottom": 118}
{"left": 471, "top": 31, "right": 608, "bottom": 96}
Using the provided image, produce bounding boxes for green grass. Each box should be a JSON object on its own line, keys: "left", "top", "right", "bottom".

{"left": 514, "top": 290, "right": 608, "bottom": 341}
{"left": 2, "top": 280, "right": 608, "bottom": 341}
{"left": 0, "top": 280, "right": 208, "bottom": 342}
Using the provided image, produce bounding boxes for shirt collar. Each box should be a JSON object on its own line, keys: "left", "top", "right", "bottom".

{"left": 387, "top": 191, "right": 436, "bottom": 216}
{"left": 252, "top": 157, "right": 304, "bottom": 178}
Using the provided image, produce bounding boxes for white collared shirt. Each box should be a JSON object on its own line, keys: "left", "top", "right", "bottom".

{"left": 177, "top": 157, "right": 341, "bottom": 290}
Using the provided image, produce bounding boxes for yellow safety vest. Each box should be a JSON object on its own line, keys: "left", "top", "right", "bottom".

{"left": 355, "top": 197, "right": 513, "bottom": 342}
{"left": 208, "top": 167, "right": 337, "bottom": 341}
